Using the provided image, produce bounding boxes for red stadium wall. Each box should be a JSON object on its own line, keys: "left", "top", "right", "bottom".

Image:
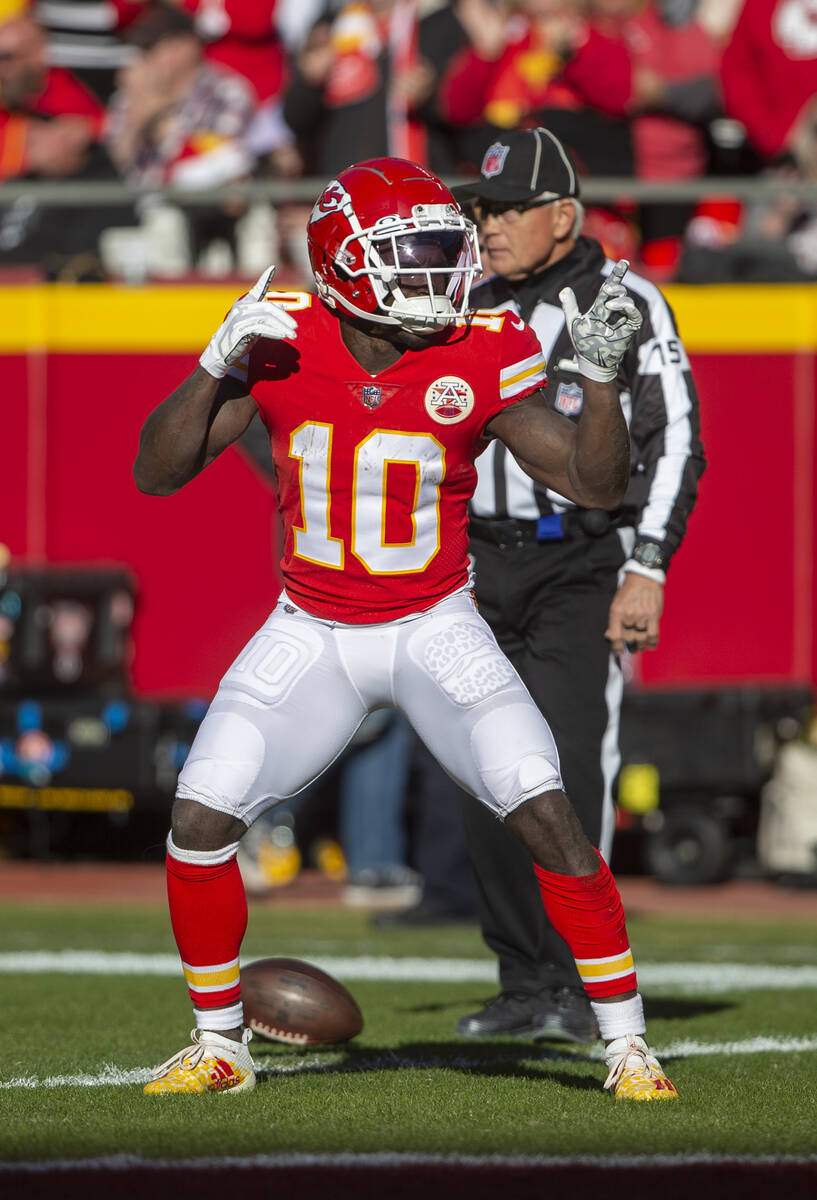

{"left": 1, "top": 285, "right": 815, "bottom": 697}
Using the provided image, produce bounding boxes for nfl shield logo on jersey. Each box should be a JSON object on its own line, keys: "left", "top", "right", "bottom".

{"left": 425, "top": 376, "right": 475, "bottom": 424}
{"left": 361, "top": 385, "right": 382, "bottom": 409}
{"left": 555, "top": 381, "right": 584, "bottom": 416}
{"left": 481, "top": 142, "right": 510, "bottom": 178}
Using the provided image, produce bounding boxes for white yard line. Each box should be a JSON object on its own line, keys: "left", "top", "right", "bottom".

{"left": 1, "top": 951, "right": 817, "bottom": 992}
{"left": 2, "top": 1035, "right": 816, "bottom": 1090}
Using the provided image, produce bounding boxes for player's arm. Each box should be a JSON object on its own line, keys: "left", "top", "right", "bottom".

{"left": 487, "top": 380, "right": 630, "bottom": 508}
{"left": 488, "top": 382, "right": 630, "bottom": 509}
{"left": 133, "top": 266, "right": 296, "bottom": 496}
{"left": 134, "top": 371, "right": 258, "bottom": 496}
{"left": 485, "top": 260, "right": 641, "bottom": 508}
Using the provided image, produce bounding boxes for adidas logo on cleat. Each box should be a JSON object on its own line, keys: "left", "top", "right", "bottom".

{"left": 145, "top": 1028, "right": 256, "bottom": 1096}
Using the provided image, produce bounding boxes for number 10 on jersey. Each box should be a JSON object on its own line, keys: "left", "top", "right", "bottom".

{"left": 289, "top": 422, "right": 445, "bottom": 575}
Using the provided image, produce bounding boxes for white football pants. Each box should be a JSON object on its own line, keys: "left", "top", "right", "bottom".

{"left": 176, "top": 587, "right": 563, "bottom": 826}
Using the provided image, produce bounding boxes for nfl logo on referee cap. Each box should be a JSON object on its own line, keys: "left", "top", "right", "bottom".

{"left": 481, "top": 143, "right": 510, "bottom": 178}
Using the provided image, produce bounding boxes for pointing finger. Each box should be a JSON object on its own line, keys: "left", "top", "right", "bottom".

{"left": 609, "top": 259, "right": 629, "bottom": 284}
{"left": 248, "top": 264, "right": 278, "bottom": 302}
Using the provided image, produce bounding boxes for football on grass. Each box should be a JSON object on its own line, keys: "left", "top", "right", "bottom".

{"left": 241, "top": 957, "right": 364, "bottom": 1045}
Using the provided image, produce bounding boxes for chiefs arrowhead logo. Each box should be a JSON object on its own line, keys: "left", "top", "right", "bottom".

{"left": 320, "top": 185, "right": 344, "bottom": 211}
{"left": 310, "top": 182, "right": 350, "bottom": 223}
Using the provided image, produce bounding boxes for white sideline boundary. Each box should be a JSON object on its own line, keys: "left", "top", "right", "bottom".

{"left": 1, "top": 952, "right": 817, "bottom": 992}
{"left": 0, "top": 1152, "right": 816, "bottom": 1172}
{"left": 2, "top": 1034, "right": 817, "bottom": 1090}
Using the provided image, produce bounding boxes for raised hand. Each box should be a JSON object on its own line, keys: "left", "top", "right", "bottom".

{"left": 199, "top": 266, "right": 298, "bottom": 379}
{"left": 559, "top": 260, "right": 642, "bottom": 383}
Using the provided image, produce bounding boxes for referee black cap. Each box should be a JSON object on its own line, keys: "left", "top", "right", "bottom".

{"left": 454, "top": 128, "right": 580, "bottom": 205}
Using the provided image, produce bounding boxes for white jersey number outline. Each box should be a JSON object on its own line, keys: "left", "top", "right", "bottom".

{"left": 289, "top": 423, "right": 445, "bottom": 576}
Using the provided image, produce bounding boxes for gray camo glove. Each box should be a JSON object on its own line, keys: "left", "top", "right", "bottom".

{"left": 559, "top": 259, "right": 642, "bottom": 383}
{"left": 199, "top": 265, "right": 297, "bottom": 379}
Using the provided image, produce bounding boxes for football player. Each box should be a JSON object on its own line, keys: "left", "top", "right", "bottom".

{"left": 134, "top": 157, "right": 677, "bottom": 1101}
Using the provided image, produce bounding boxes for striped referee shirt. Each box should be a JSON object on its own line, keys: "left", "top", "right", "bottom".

{"left": 471, "top": 236, "right": 706, "bottom": 570}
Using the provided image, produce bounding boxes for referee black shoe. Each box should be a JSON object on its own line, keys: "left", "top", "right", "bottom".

{"left": 456, "top": 991, "right": 548, "bottom": 1038}
{"left": 456, "top": 987, "right": 598, "bottom": 1041}
{"left": 533, "top": 986, "right": 599, "bottom": 1043}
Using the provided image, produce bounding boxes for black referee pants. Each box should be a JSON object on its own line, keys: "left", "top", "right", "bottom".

{"left": 462, "top": 526, "right": 625, "bottom": 996}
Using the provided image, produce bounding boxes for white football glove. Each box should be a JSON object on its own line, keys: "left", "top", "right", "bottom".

{"left": 199, "top": 265, "right": 297, "bottom": 379}
{"left": 559, "top": 259, "right": 642, "bottom": 383}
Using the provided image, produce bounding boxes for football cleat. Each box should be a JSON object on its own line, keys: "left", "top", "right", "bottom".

{"left": 144, "top": 1028, "right": 256, "bottom": 1096}
{"left": 603, "top": 1034, "right": 679, "bottom": 1101}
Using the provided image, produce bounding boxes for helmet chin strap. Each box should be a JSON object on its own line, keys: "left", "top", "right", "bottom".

{"left": 395, "top": 294, "right": 455, "bottom": 333}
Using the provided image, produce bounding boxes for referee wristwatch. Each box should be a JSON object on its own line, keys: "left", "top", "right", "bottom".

{"left": 632, "top": 540, "right": 667, "bottom": 572}
{"left": 623, "top": 539, "right": 668, "bottom": 585}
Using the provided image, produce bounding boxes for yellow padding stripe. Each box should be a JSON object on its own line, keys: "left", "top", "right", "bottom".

{"left": 0, "top": 284, "right": 816, "bottom": 353}
{"left": 576, "top": 952, "right": 635, "bottom": 979}
{"left": 183, "top": 964, "right": 240, "bottom": 988}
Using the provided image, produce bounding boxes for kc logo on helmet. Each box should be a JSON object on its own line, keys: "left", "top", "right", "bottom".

{"left": 481, "top": 143, "right": 510, "bottom": 179}
{"left": 310, "top": 182, "right": 349, "bottom": 223}
{"left": 425, "top": 376, "right": 474, "bottom": 424}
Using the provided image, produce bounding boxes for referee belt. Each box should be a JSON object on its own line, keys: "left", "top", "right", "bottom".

{"left": 469, "top": 509, "right": 618, "bottom": 549}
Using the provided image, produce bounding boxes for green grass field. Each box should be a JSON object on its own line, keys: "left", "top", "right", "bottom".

{"left": 1, "top": 900, "right": 816, "bottom": 1164}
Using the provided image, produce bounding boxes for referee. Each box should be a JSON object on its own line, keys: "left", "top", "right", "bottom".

{"left": 445, "top": 128, "right": 706, "bottom": 1041}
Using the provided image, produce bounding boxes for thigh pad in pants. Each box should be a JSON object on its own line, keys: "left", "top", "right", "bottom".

{"left": 398, "top": 594, "right": 563, "bottom": 818}
{"left": 176, "top": 607, "right": 366, "bottom": 824}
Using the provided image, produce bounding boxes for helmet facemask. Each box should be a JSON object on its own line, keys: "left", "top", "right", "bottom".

{"left": 324, "top": 202, "right": 482, "bottom": 334}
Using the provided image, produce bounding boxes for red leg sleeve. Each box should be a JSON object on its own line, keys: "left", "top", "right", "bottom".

{"left": 166, "top": 851, "right": 248, "bottom": 1012}
{"left": 533, "top": 852, "right": 637, "bottom": 998}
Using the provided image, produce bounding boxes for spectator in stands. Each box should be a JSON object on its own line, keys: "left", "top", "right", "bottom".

{"left": 681, "top": 113, "right": 817, "bottom": 282}
{"left": 721, "top": 0, "right": 817, "bottom": 168}
{"left": 0, "top": 2, "right": 119, "bottom": 278}
{"left": 0, "top": 3, "right": 104, "bottom": 179}
{"left": 169, "top": 1, "right": 287, "bottom": 105}
{"left": 105, "top": 3, "right": 257, "bottom": 274}
{"left": 588, "top": 0, "right": 724, "bottom": 277}
{"left": 32, "top": 0, "right": 142, "bottom": 103}
{"left": 106, "top": 4, "right": 255, "bottom": 188}
{"left": 436, "top": 0, "right": 634, "bottom": 175}
{"left": 282, "top": 0, "right": 437, "bottom": 175}
{"left": 678, "top": 0, "right": 817, "bottom": 283}
{"left": 278, "top": 1, "right": 448, "bottom": 279}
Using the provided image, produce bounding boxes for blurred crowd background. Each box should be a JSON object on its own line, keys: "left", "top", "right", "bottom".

{"left": 2, "top": 0, "right": 817, "bottom": 286}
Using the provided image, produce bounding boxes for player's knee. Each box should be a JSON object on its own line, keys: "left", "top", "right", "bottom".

{"left": 487, "top": 754, "right": 563, "bottom": 817}
{"left": 471, "top": 703, "right": 562, "bottom": 816}
{"left": 170, "top": 796, "right": 247, "bottom": 852}
{"left": 175, "top": 709, "right": 268, "bottom": 824}
{"left": 505, "top": 790, "right": 597, "bottom": 875}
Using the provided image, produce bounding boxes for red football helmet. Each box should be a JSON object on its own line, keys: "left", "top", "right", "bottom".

{"left": 307, "top": 157, "right": 482, "bottom": 334}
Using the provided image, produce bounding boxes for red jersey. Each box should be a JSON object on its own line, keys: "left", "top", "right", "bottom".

{"left": 229, "top": 295, "right": 547, "bottom": 622}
